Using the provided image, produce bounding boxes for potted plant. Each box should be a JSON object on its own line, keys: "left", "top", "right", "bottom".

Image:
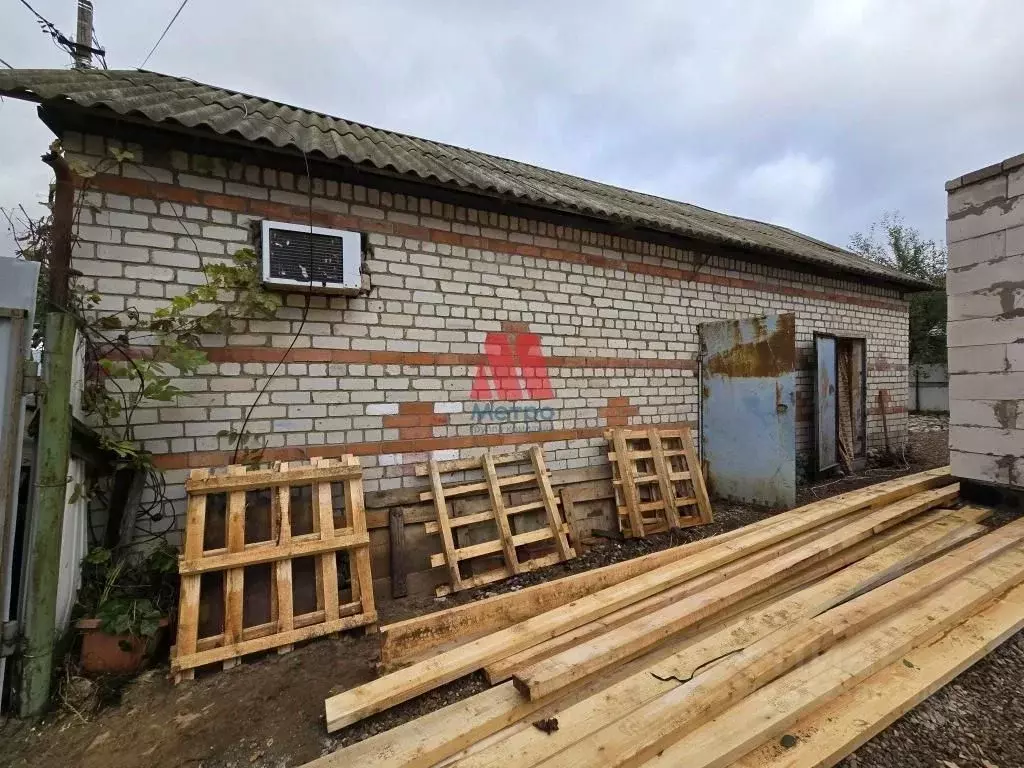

{"left": 75, "top": 542, "right": 178, "bottom": 674}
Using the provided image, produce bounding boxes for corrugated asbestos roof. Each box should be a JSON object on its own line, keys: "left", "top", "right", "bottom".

{"left": 0, "top": 68, "right": 926, "bottom": 289}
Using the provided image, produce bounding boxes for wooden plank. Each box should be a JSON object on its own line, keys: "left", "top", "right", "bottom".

{"left": 452, "top": 514, "right": 981, "bottom": 768}
{"left": 735, "top": 580, "right": 1024, "bottom": 768}
{"left": 511, "top": 484, "right": 959, "bottom": 700}
{"left": 178, "top": 531, "right": 370, "bottom": 574}
{"left": 173, "top": 610, "right": 377, "bottom": 672}
{"left": 647, "top": 428, "right": 682, "bottom": 529}
{"left": 423, "top": 499, "right": 560, "bottom": 535}
{"left": 530, "top": 446, "right": 575, "bottom": 561}
{"left": 611, "top": 429, "right": 646, "bottom": 537}
{"left": 326, "top": 510, "right": 973, "bottom": 768}
{"left": 419, "top": 473, "right": 537, "bottom": 502}
{"left": 645, "top": 543, "right": 1024, "bottom": 768}
{"left": 434, "top": 553, "right": 562, "bottom": 597}
{"left": 542, "top": 519, "right": 1024, "bottom": 768}
{"left": 427, "top": 459, "right": 463, "bottom": 592}
{"left": 559, "top": 487, "right": 586, "bottom": 552}
{"left": 275, "top": 462, "right": 295, "bottom": 655}
{"left": 414, "top": 450, "right": 530, "bottom": 476}
{"left": 325, "top": 472, "right": 954, "bottom": 731}
{"left": 173, "top": 468, "right": 209, "bottom": 683}
{"left": 679, "top": 424, "right": 713, "bottom": 523}
{"left": 482, "top": 514, "right": 862, "bottom": 684}
{"left": 482, "top": 453, "right": 521, "bottom": 576}
{"left": 185, "top": 462, "right": 360, "bottom": 493}
{"left": 313, "top": 459, "right": 341, "bottom": 624}
{"left": 222, "top": 467, "right": 247, "bottom": 668}
{"left": 390, "top": 507, "right": 409, "bottom": 599}
{"left": 430, "top": 528, "right": 553, "bottom": 568}
{"left": 377, "top": 467, "right": 952, "bottom": 670}
{"left": 343, "top": 455, "right": 376, "bottom": 626}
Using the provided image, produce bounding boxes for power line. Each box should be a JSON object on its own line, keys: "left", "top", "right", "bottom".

{"left": 139, "top": 0, "right": 189, "bottom": 69}
{"left": 16, "top": 0, "right": 105, "bottom": 62}
{"left": 0, "top": 56, "right": 14, "bottom": 69}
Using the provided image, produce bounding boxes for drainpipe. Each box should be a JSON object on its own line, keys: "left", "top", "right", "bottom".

{"left": 17, "top": 150, "right": 77, "bottom": 717}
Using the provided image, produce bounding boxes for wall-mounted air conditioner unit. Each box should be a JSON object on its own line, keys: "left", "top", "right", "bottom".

{"left": 260, "top": 220, "right": 363, "bottom": 294}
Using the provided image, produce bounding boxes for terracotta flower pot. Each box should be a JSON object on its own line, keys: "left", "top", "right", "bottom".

{"left": 76, "top": 617, "right": 169, "bottom": 674}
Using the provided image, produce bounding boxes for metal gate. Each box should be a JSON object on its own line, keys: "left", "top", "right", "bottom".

{"left": 699, "top": 313, "right": 797, "bottom": 508}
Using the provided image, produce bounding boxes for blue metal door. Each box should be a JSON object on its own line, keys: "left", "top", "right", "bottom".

{"left": 815, "top": 334, "right": 838, "bottom": 474}
{"left": 700, "top": 313, "right": 797, "bottom": 508}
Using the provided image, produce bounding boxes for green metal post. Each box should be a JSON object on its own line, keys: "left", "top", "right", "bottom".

{"left": 17, "top": 311, "right": 76, "bottom": 716}
{"left": 17, "top": 148, "right": 77, "bottom": 717}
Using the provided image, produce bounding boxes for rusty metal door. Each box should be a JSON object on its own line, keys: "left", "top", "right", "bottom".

{"left": 700, "top": 313, "right": 796, "bottom": 508}
{"left": 815, "top": 334, "right": 838, "bottom": 474}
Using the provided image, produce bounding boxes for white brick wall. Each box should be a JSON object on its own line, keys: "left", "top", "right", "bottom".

{"left": 63, "top": 131, "right": 910, "bottom": 542}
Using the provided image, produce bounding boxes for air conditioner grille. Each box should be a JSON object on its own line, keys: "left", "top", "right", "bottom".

{"left": 267, "top": 228, "right": 346, "bottom": 285}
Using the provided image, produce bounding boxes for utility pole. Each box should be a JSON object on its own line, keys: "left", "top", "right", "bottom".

{"left": 73, "top": 1, "right": 93, "bottom": 69}
{"left": 17, "top": 148, "right": 77, "bottom": 717}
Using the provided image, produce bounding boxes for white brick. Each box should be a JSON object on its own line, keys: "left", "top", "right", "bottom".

{"left": 125, "top": 231, "right": 175, "bottom": 249}
{"left": 433, "top": 402, "right": 463, "bottom": 414}
{"left": 125, "top": 265, "right": 175, "bottom": 281}
{"left": 366, "top": 403, "right": 399, "bottom": 415}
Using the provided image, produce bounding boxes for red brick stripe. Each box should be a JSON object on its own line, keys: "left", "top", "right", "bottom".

{"left": 201, "top": 345, "right": 698, "bottom": 371}
{"left": 151, "top": 421, "right": 697, "bottom": 470}
{"left": 85, "top": 174, "right": 906, "bottom": 313}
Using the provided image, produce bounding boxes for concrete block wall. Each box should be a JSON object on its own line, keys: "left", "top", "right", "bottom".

{"left": 946, "top": 154, "right": 1024, "bottom": 488}
{"left": 63, "top": 131, "right": 910, "bottom": 543}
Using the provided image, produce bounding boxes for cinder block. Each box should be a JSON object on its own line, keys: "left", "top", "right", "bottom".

{"left": 947, "top": 230, "right": 1006, "bottom": 270}
{"left": 950, "top": 371, "right": 1024, "bottom": 400}
{"left": 951, "top": 449, "right": 1011, "bottom": 485}
{"left": 948, "top": 291, "right": 1019, "bottom": 321}
{"left": 947, "top": 173, "right": 1007, "bottom": 216}
{"left": 947, "top": 253, "right": 1024, "bottom": 296}
{"left": 948, "top": 316, "right": 1024, "bottom": 347}
{"left": 948, "top": 344, "right": 1008, "bottom": 374}
{"left": 946, "top": 195, "right": 1024, "bottom": 243}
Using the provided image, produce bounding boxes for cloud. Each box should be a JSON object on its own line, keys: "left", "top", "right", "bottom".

{"left": 734, "top": 152, "right": 835, "bottom": 232}
{"left": 1, "top": 0, "right": 1023, "bottom": 261}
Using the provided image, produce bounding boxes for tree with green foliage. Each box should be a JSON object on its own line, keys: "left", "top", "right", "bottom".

{"left": 850, "top": 212, "right": 947, "bottom": 364}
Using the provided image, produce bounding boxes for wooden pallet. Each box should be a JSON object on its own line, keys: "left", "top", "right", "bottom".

{"left": 172, "top": 456, "right": 376, "bottom": 681}
{"left": 415, "top": 447, "right": 576, "bottom": 596}
{"left": 606, "top": 426, "right": 713, "bottom": 538}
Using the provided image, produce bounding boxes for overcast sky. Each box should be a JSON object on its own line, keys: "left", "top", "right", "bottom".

{"left": 1, "top": 1, "right": 1022, "bottom": 259}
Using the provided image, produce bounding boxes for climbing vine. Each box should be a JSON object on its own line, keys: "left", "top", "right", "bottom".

{"left": 3, "top": 142, "right": 281, "bottom": 547}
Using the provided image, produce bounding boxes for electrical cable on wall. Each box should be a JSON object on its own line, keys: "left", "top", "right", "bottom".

{"left": 228, "top": 107, "right": 318, "bottom": 464}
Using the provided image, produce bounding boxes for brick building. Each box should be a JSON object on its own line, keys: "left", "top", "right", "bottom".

{"left": 946, "top": 153, "right": 1024, "bottom": 495}
{"left": 0, "top": 69, "right": 924, "bottom": 548}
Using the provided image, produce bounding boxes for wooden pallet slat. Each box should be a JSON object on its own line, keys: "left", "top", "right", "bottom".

{"left": 172, "top": 456, "right": 377, "bottom": 679}
{"left": 416, "top": 448, "right": 578, "bottom": 597}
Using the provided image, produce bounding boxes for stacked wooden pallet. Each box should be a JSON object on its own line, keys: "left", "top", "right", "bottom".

{"left": 607, "top": 426, "right": 713, "bottom": 537}
{"left": 172, "top": 456, "right": 376, "bottom": 680}
{"left": 415, "top": 448, "right": 575, "bottom": 596}
{"left": 307, "top": 467, "right": 1024, "bottom": 768}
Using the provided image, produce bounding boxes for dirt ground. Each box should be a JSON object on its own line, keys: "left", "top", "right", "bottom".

{"left": 5, "top": 415, "right": 1018, "bottom": 768}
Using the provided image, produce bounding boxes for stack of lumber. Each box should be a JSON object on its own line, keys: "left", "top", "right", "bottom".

{"left": 172, "top": 456, "right": 376, "bottom": 681}
{"left": 416, "top": 448, "right": 575, "bottom": 596}
{"left": 607, "top": 426, "right": 713, "bottom": 537}
{"left": 307, "top": 467, "right": 1024, "bottom": 767}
